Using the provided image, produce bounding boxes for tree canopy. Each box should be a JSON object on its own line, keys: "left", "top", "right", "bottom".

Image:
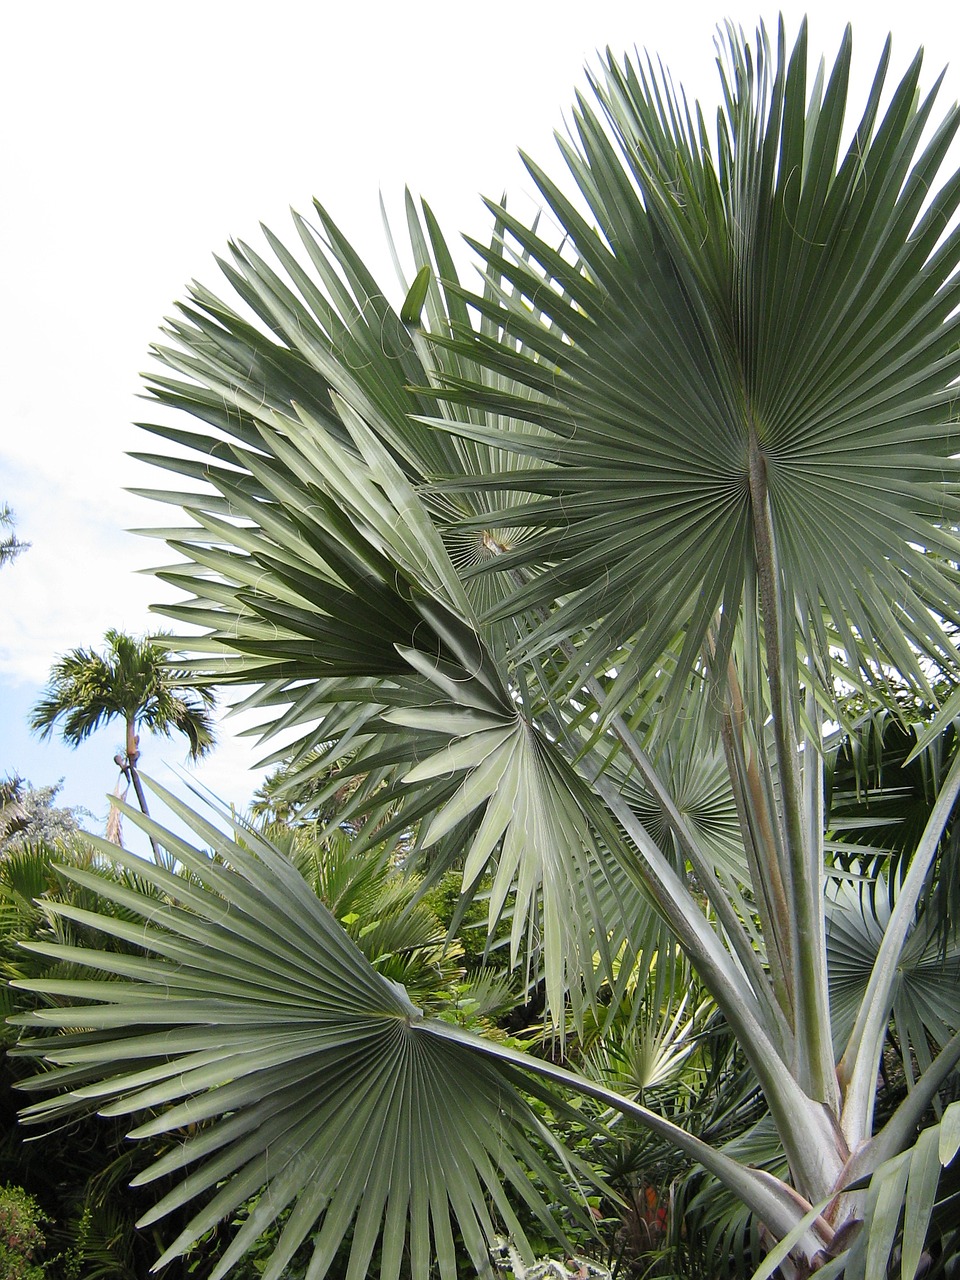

{"left": 29, "top": 629, "right": 216, "bottom": 865}
{"left": 0, "top": 504, "right": 28, "bottom": 569}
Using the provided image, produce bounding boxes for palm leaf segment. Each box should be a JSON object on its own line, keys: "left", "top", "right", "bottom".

{"left": 432, "top": 20, "right": 960, "bottom": 710}
{"left": 827, "top": 868, "right": 960, "bottom": 1067}
{"left": 11, "top": 786, "right": 596, "bottom": 1280}
{"left": 134, "top": 204, "right": 651, "bottom": 1024}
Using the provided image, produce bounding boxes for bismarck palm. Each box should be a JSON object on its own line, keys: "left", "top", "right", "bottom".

{"left": 12, "top": 20, "right": 960, "bottom": 1279}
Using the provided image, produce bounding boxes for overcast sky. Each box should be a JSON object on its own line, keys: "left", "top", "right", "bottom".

{"left": 3, "top": 0, "right": 960, "bottom": 852}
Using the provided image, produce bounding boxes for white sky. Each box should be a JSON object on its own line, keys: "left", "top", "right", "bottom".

{"left": 3, "top": 0, "right": 960, "bottom": 849}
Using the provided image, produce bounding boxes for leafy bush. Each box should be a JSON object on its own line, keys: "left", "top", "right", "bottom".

{"left": 0, "top": 1185, "right": 47, "bottom": 1280}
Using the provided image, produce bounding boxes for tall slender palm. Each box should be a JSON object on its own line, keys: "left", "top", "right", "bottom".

{"left": 12, "top": 20, "right": 960, "bottom": 1280}
{"left": 29, "top": 629, "right": 215, "bottom": 865}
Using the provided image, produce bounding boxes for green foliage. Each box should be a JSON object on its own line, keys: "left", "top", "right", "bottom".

{"left": 0, "top": 1185, "right": 46, "bottom": 1280}
{"left": 250, "top": 749, "right": 348, "bottom": 828}
{"left": 827, "top": 715, "right": 960, "bottom": 944}
{"left": 0, "top": 778, "right": 83, "bottom": 856}
{"left": 261, "top": 821, "right": 470, "bottom": 1012}
{"left": 1, "top": 840, "right": 243, "bottom": 1279}
{"left": 0, "top": 506, "right": 28, "bottom": 570}
{"left": 10, "top": 788, "right": 601, "bottom": 1280}
{"left": 10, "top": 16, "right": 960, "bottom": 1280}
{"left": 30, "top": 628, "right": 218, "bottom": 866}
{"left": 30, "top": 629, "right": 216, "bottom": 762}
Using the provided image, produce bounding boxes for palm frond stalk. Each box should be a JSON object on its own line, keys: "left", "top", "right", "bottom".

{"left": 14, "top": 18, "right": 960, "bottom": 1278}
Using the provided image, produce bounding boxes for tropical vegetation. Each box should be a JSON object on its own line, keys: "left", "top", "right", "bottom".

{"left": 0, "top": 504, "right": 28, "bottom": 569}
{"left": 29, "top": 629, "right": 216, "bottom": 864}
{"left": 0, "top": 1182, "right": 48, "bottom": 1279}
{"left": 2, "top": 819, "right": 488, "bottom": 1279}
{"left": 8, "top": 16, "right": 960, "bottom": 1278}
{"left": 0, "top": 777, "right": 83, "bottom": 856}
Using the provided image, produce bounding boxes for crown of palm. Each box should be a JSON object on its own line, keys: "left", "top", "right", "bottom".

{"left": 30, "top": 628, "right": 215, "bottom": 760}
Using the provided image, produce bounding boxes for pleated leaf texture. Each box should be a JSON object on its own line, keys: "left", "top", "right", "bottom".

{"left": 429, "top": 20, "right": 960, "bottom": 715}
{"left": 10, "top": 784, "right": 593, "bottom": 1280}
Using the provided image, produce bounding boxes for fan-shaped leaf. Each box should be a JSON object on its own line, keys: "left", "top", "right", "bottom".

{"left": 11, "top": 784, "right": 595, "bottom": 1280}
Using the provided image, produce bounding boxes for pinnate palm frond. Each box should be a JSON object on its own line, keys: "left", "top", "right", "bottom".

{"left": 30, "top": 629, "right": 216, "bottom": 760}
{"left": 0, "top": 501, "right": 28, "bottom": 566}
{"left": 0, "top": 774, "right": 30, "bottom": 846}
{"left": 827, "top": 714, "right": 960, "bottom": 943}
{"left": 30, "top": 644, "right": 126, "bottom": 744}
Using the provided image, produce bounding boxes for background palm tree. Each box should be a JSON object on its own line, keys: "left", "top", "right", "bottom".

{"left": 0, "top": 776, "right": 29, "bottom": 849}
{"left": 0, "top": 503, "right": 28, "bottom": 568}
{"left": 29, "top": 629, "right": 216, "bottom": 865}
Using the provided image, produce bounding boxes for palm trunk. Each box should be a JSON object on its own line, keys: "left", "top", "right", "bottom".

{"left": 125, "top": 721, "right": 167, "bottom": 869}
{"left": 127, "top": 765, "right": 166, "bottom": 866}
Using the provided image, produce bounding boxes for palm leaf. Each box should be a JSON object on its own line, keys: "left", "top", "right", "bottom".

{"left": 113, "top": 20, "right": 960, "bottom": 1269}
{"left": 139, "top": 368, "right": 656, "bottom": 1023}
{"left": 826, "top": 875, "right": 960, "bottom": 1075}
{"left": 11, "top": 784, "right": 598, "bottom": 1280}
{"left": 426, "top": 21, "right": 960, "bottom": 717}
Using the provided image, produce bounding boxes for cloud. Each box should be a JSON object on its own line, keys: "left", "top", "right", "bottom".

{"left": 0, "top": 467, "right": 160, "bottom": 683}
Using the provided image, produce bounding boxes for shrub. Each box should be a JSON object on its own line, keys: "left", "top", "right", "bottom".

{"left": 0, "top": 1185, "right": 47, "bottom": 1280}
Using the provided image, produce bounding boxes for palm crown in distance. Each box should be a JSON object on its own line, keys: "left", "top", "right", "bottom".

{"left": 29, "top": 629, "right": 215, "bottom": 864}
{"left": 0, "top": 503, "right": 28, "bottom": 568}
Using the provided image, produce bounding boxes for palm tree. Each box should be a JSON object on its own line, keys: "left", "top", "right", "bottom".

{"left": 29, "top": 629, "right": 216, "bottom": 866}
{"left": 0, "top": 503, "right": 28, "bottom": 568}
{"left": 12, "top": 19, "right": 960, "bottom": 1279}
{"left": 0, "top": 776, "right": 29, "bottom": 849}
